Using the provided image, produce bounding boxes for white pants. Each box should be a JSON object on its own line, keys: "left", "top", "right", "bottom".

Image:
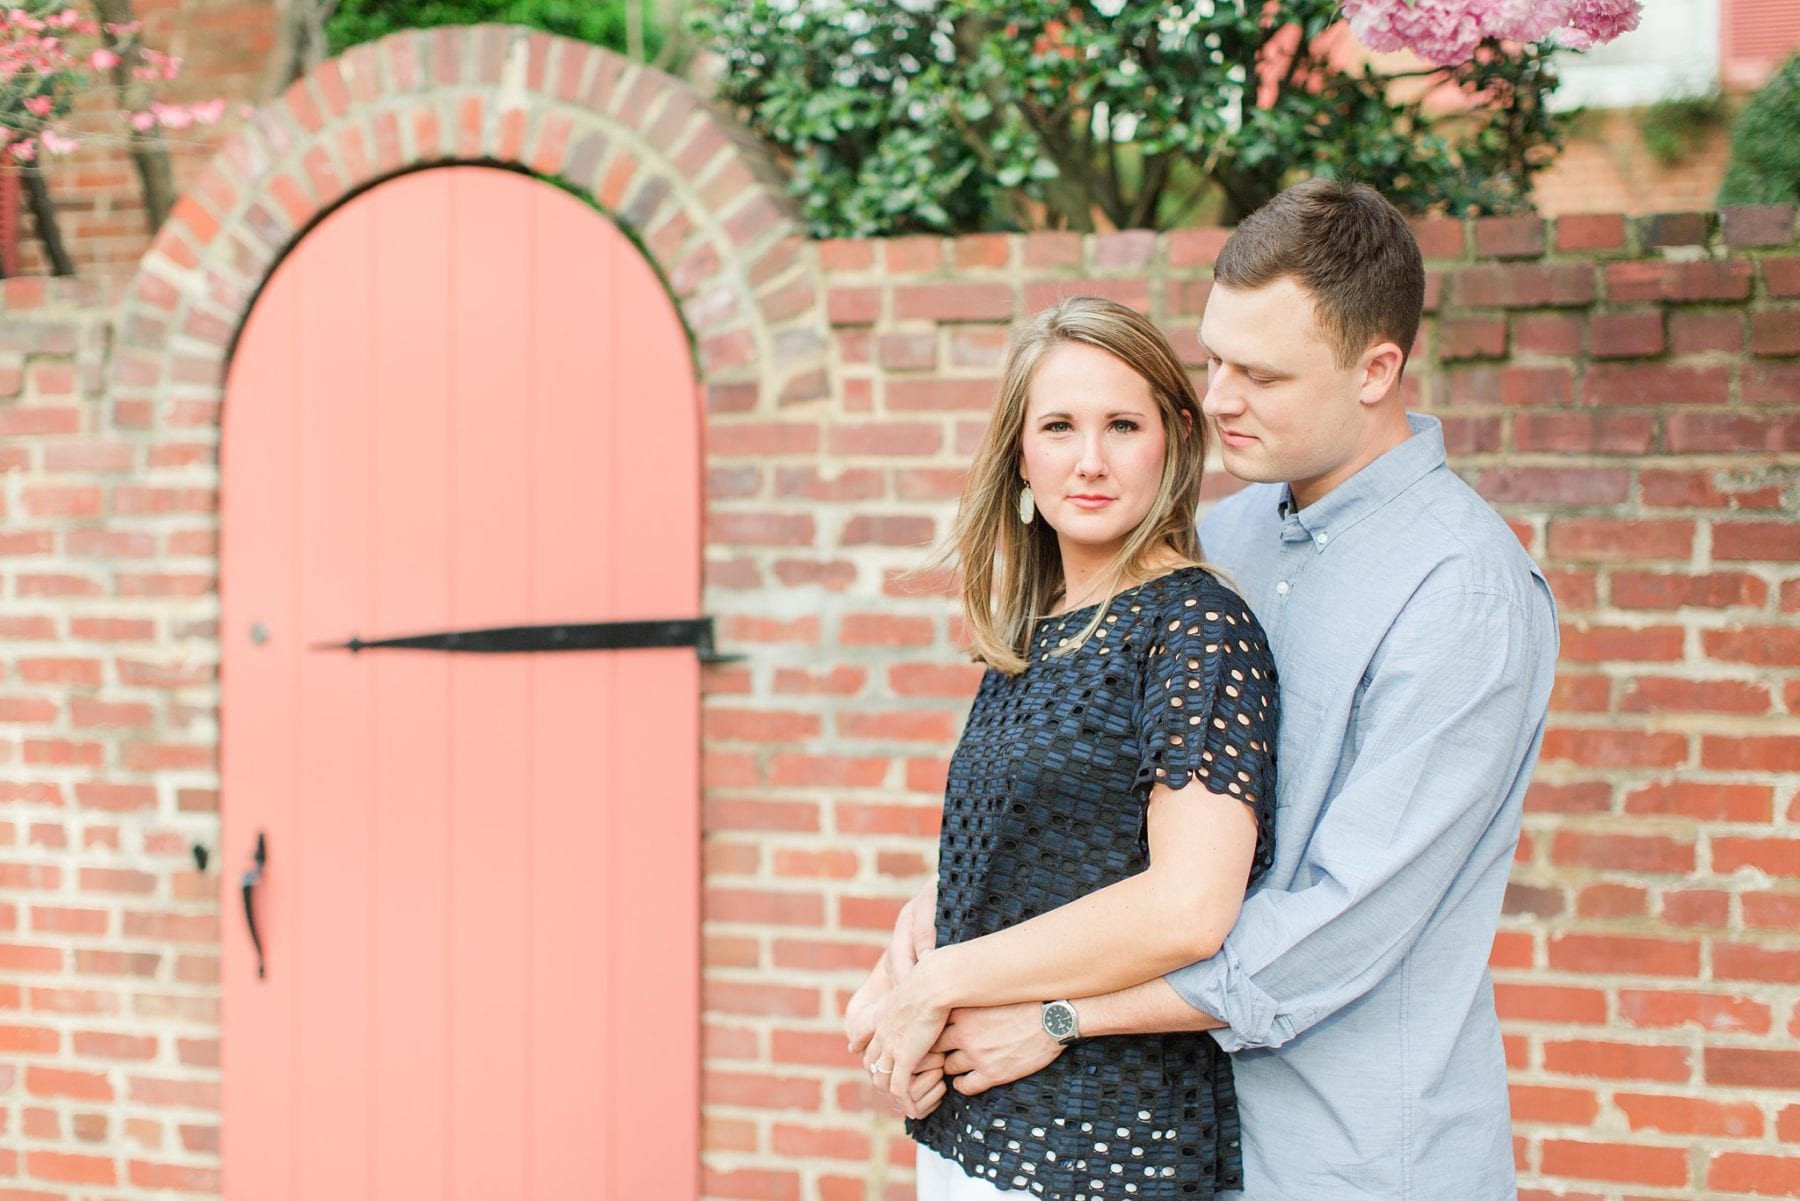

{"left": 915, "top": 1143, "right": 1037, "bottom": 1201}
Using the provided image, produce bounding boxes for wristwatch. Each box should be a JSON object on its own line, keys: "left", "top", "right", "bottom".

{"left": 1041, "top": 998, "right": 1081, "bottom": 1045}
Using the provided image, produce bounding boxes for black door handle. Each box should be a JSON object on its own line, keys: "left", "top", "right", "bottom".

{"left": 242, "top": 832, "right": 267, "bottom": 979}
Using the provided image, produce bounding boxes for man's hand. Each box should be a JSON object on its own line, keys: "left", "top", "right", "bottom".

{"left": 934, "top": 1001, "right": 1066, "bottom": 1096}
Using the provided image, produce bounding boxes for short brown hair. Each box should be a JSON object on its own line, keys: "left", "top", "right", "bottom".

{"left": 1214, "top": 179, "right": 1425, "bottom": 368}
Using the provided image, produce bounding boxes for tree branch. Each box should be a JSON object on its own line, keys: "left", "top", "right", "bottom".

{"left": 22, "top": 166, "right": 74, "bottom": 276}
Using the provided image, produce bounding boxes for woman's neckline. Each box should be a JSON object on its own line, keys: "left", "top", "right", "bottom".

{"left": 1043, "top": 564, "right": 1200, "bottom": 620}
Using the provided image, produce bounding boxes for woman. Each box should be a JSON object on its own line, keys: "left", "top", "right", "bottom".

{"left": 846, "top": 297, "right": 1279, "bottom": 1200}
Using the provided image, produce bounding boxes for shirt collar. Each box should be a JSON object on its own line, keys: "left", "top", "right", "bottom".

{"left": 1276, "top": 413, "right": 1448, "bottom": 549}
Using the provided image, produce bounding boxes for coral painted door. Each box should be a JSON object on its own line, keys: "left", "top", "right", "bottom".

{"left": 219, "top": 166, "right": 699, "bottom": 1200}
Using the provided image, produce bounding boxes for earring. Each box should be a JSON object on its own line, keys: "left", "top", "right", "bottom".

{"left": 1018, "top": 483, "right": 1035, "bottom": 524}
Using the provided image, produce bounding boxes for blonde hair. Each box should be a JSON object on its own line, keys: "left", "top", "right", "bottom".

{"left": 929, "top": 297, "right": 1212, "bottom": 675}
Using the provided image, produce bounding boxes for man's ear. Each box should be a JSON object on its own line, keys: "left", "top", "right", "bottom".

{"left": 1358, "top": 341, "right": 1407, "bottom": 407}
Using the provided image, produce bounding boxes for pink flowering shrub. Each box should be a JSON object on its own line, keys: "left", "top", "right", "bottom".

{"left": 1342, "top": 0, "right": 1642, "bottom": 65}
{"left": 2, "top": 1, "right": 224, "bottom": 161}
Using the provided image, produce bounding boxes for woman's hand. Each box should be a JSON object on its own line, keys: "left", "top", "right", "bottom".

{"left": 864, "top": 953, "right": 955, "bottom": 1119}
{"left": 883, "top": 878, "right": 938, "bottom": 986}
{"left": 845, "top": 949, "right": 893, "bottom": 1057}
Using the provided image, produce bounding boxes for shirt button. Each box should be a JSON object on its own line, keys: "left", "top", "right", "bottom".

{"left": 1314, "top": 532, "right": 1329, "bottom": 546}
{"left": 1275, "top": 581, "right": 1290, "bottom": 595}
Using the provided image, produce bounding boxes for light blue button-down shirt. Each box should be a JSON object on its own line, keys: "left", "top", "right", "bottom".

{"left": 1167, "top": 414, "right": 1558, "bottom": 1200}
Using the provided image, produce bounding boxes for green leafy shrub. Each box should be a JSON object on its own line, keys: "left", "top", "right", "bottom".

{"left": 692, "top": 0, "right": 1568, "bottom": 236}
{"left": 1719, "top": 53, "right": 1800, "bottom": 206}
{"left": 326, "top": 0, "right": 675, "bottom": 63}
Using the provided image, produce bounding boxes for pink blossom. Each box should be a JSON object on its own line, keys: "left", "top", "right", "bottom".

{"left": 1341, "top": 0, "right": 1640, "bottom": 63}
{"left": 8, "top": 138, "right": 36, "bottom": 161}
{"left": 1557, "top": 0, "right": 1641, "bottom": 48}
{"left": 128, "top": 108, "right": 156, "bottom": 131}
{"left": 88, "top": 46, "right": 118, "bottom": 70}
{"left": 152, "top": 100, "right": 192, "bottom": 129}
{"left": 191, "top": 98, "right": 226, "bottom": 125}
{"left": 23, "top": 94, "right": 52, "bottom": 116}
{"left": 39, "top": 128, "right": 76, "bottom": 153}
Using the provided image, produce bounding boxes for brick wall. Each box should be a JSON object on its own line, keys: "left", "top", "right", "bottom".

{"left": 1, "top": 30, "right": 1798, "bottom": 1201}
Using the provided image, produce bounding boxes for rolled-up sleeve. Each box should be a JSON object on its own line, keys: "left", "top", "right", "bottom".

{"left": 1164, "top": 584, "right": 1554, "bottom": 1052}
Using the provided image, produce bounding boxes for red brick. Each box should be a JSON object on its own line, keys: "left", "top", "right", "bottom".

{"left": 1512, "top": 411, "right": 1654, "bottom": 453}
{"left": 1587, "top": 314, "right": 1664, "bottom": 359}
{"left": 1577, "top": 882, "right": 1649, "bottom": 918}
{"left": 704, "top": 887, "right": 827, "bottom": 932}
{"left": 1642, "top": 211, "right": 1711, "bottom": 247}
{"left": 1744, "top": 360, "right": 1800, "bottom": 404}
{"left": 1715, "top": 837, "right": 1800, "bottom": 877}
{"left": 1455, "top": 263, "right": 1594, "bottom": 308}
{"left": 1166, "top": 227, "right": 1229, "bottom": 267}
{"left": 1509, "top": 1083, "right": 1599, "bottom": 1124}
{"left": 708, "top": 513, "right": 815, "bottom": 548}
{"left": 1666, "top": 413, "right": 1800, "bottom": 453}
{"left": 1546, "top": 933, "right": 1700, "bottom": 978}
{"left": 1025, "top": 231, "right": 1086, "bottom": 268}
{"left": 893, "top": 283, "right": 1014, "bottom": 322}
{"left": 1766, "top": 255, "right": 1800, "bottom": 297}
{"left": 1524, "top": 780, "right": 1611, "bottom": 813}
{"left": 838, "top": 615, "right": 935, "bottom": 648}
{"left": 1620, "top": 677, "right": 1771, "bottom": 715}
{"left": 1583, "top": 363, "right": 1727, "bottom": 405}
{"left": 1556, "top": 624, "right": 1685, "bottom": 662}
{"left": 1478, "top": 467, "right": 1627, "bottom": 505}
{"left": 1549, "top": 673, "right": 1611, "bottom": 713}
{"left": 1715, "top": 942, "right": 1800, "bottom": 984}
{"left": 1539, "top": 1139, "right": 1688, "bottom": 1187}
{"left": 1503, "top": 881, "right": 1567, "bottom": 917}
{"left": 1512, "top": 314, "right": 1583, "bottom": 355}
{"left": 1753, "top": 310, "right": 1800, "bottom": 356}
{"left": 1494, "top": 982, "right": 1607, "bottom": 1023}
{"left": 1555, "top": 213, "right": 1627, "bottom": 252}
{"left": 1605, "top": 259, "right": 1753, "bottom": 302}
{"left": 1745, "top": 892, "right": 1800, "bottom": 930}
{"left": 1722, "top": 203, "right": 1796, "bottom": 247}
{"left": 1540, "top": 727, "right": 1687, "bottom": 768}
{"left": 1714, "top": 522, "right": 1799, "bottom": 561}
{"left": 772, "top": 1123, "right": 871, "bottom": 1162}
{"left": 1639, "top": 469, "right": 1781, "bottom": 509}
{"left": 703, "top": 980, "right": 822, "bottom": 1018}
{"left": 703, "top": 1167, "right": 801, "bottom": 1201}
{"left": 818, "top": 239, "right": 875, "bottom": 272}
{"left": 1616, "top": 1092, "right": 1763, "bottom": 1137}
{"left": 827, "top": 422, "right": 943, "bottom": 457}
{"left": 1703, "top": 734, "right": 1800, "bottom": 771}
{"left": 1387, "top": 219, "right": 1460, "bottom": 268}
{"left": 1707, "top": 1046, "right": 1800, "bottom": 1089}
{"left": 1612, "top": 571, "right": 1767, "bottom": 609}
{"left": 1549, "top": 831, "right": 1694, "bottom": 873}
{"left": 1619, "top": 988, "right": 1771, "bottom": 1034}
{"left": 885, "top": 378, "right": 996, "bottom": 413}
{"left": 1660, "top": 887, "right": 1730, "bottom": 928}
{"left": 1550, "top": 520, "right": 1693, "bottom": 561}
{"left": 834, "top": 802, "right": 939, "bottom": 838}
{"left": 1668, "top": 310, "right": 1743, "bottom": 354}
{"left": 1440, "top": 318, "right": 1508, "bottom": 360}
{"left": 1540, "top": 1041, "right": 1692, "bottom": 1085}
{"left": 953, "top": 233, "right": 1010, "bottom": 269}
{"left": 1708, "top": 1153, "right": 1800, "bottom": 1198}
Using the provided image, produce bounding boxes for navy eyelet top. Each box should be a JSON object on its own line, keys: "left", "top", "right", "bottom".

{"left": 909, "top": 566, "right": 1279, "bottom": 1199}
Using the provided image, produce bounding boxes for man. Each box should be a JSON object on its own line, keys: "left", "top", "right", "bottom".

{"left": 872, "top": 179, "right": 1558, "bottom": 1199}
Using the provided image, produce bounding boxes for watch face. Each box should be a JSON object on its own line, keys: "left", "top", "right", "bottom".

{"left": 1044, "top": 1003, "right": 1077, "bottom": 1040}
